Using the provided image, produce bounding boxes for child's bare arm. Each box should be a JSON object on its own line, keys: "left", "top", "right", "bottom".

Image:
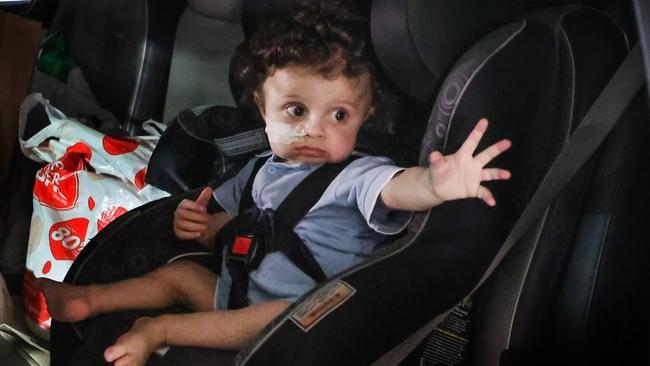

{"left": 103, "top": 301, "right": 290, "bottom": 365}
{"left": 380, "top": 118, "right": 511, "bottom": 211}
{"left": 174, "top": 187, "right": 231, "bottom": 248}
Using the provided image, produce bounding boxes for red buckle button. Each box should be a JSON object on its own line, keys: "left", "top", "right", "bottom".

{"left": 232, "top": 235, "right": 253, "bottom": 255}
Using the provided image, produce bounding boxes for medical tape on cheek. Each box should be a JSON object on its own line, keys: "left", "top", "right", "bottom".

{"left": 265, "top": 120, "right": 307, "bottom": 144}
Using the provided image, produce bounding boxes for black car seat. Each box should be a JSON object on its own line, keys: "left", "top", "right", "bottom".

{"left": 234, "top": 3, "right": 643, "bottom": 366}
{"left": 49, "top": 1, "right": 647, "bottom": 366}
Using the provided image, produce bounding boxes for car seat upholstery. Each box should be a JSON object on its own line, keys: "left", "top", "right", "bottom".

{"left": 399, "top": 6, "right": 650, "bottom": 366}
{"left": 478, "top": 94, "right": 650, "bottom": 366}
{"left": 48, "top": 1, "right": 648, "bottom": 366}
{"left": 49, "top": 0, "right": 185, "bottom": 131}
{"left": 162, "top": 0, "right": 244, "bottom": 122}
{"left": 370, "top": 0, "right": 533, "bottom": 104}
{"left": 472, "top": 20, "right": 649, "bottom": 365}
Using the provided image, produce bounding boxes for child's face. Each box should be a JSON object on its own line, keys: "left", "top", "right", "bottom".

{"left": 255, "top": 66, "right": 373, "bottom": 164}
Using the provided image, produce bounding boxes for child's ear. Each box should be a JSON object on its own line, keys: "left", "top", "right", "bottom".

{"left": 253, "top": 90, "right": 266, "bottom": 120}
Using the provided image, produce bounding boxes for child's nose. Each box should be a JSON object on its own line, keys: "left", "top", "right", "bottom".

{"left": 303, "top": 116, "right": 326, "bottom": 137}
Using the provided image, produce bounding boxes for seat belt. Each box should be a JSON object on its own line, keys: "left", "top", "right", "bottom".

{"left": 238, "top": 157, "right": 268, "bottom": 214}
{"left": 633, "top": 0, "right": 650, "bottom": 91}
{"left": 371, "top": 44, "right": 645, "bottom": 365}
{"left": 222, "top": 156, "right": 359, "bottom": 309}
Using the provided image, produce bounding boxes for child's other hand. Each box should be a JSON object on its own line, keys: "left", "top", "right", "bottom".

{"left": 173, "top": 187, "right": 213, "bottom": 241}
{"left": 427, "top": 118, "right": 511, "bottom": 206}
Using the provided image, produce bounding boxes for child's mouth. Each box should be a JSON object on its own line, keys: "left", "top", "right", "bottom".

{"left": 294, "top": 147, "right": 327, "bottom": 158}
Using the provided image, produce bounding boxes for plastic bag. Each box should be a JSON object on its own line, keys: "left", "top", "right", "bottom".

{"left": 18, "top": 94, "right": 170, "bottom": 338}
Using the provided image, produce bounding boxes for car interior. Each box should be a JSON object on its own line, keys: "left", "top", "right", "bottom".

{"left": 0, "top": 0, "right": 648, "bottom": 365}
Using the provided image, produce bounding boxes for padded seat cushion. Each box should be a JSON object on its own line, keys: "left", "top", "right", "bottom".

{"left": 188, "top": 0, "right": 241, "bottom": 22}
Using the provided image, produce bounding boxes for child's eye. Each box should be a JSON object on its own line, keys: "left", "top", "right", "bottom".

{"left": 331, "top": 109, "right": 347, "bottom": 122}
{"left": 286, "top": 104, "right": 307, "bottom": 117}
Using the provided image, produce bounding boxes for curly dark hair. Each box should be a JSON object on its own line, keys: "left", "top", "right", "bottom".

{"left": 230, "top": 0, "right": 377, "bottom": 110}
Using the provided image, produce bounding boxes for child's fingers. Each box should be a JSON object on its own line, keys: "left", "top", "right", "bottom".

{"left": 104, "top": 344, "right": 127, "bottom": 363}
{"left": 178, "top": 199, "right": 208, "bottom": 213}
{"left": 481, "top": 168, "right": 511, "bottom": 181}
{"left": 458, "top": 118, "right": 489, "bottom": 156}
{"left": 476, "top": 185, "right": 496, "bottom": 206}
{"left": 175, "top": 229, "right": 202, "bottom": 240}
{"left": 195, "top": 187, "right": 214, "bottom": 209}
{"left": 175, "top": 219, "right": 208, "bottom": 234}
{"left": 174, "top": 207, "right": 209, "bottom": 239}
{"left": 175, "top": 207, "right": 209, "bottom": 224}
{"left": 474, "top": 138, "right": 511, "bottom": 166}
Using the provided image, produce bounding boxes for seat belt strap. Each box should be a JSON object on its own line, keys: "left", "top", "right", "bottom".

{"left": 633, "top": 0, "right": 650, "bottom": 89}
{"left": 238, "top": 157, "right": 268, "bottom": 215}
{"left": 272, "top": 156, "right": 360, "bottom": 282}
{"left": 372, "top": 44, "right": 644, "bottom": 365}
{"left": 227, "top": 155, "right": 358, "bottom": 309}
{"left": 275, "top": 156, "right": 359, "bottom": 226}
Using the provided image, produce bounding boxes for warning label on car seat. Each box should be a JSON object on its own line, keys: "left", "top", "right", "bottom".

{"left": 290, "top": 280, "right": 356, "bottom": 332}
{"left": 214, "top": 128, "right": 268, "bottom": 156}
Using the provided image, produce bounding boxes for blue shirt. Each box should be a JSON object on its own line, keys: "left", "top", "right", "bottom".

{"left": 213, "top": 152, "right": 412, "bottom": 308}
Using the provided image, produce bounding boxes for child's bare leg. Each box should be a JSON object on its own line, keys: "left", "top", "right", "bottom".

{"left": 38, "top": 260, "right": 217, "bottom": 322}
{"left": 37, "top": 279, "right": 94, "bottom": 322}
{"left": 105, "top": 301, "right": 290, "bottom": 366}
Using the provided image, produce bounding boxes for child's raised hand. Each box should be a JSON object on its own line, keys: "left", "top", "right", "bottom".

{"left": 173, "top": 187, "right": 213, "bottom": 241}
{"left": 426, "top": 118, "right": 511, "bottom": 206}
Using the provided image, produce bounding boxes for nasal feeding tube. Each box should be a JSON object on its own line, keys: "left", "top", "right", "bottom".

{"left": 264, "top": 119, "right": 307, "bottom": 144}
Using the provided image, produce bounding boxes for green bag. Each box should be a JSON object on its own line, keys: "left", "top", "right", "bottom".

{"left": 36, "top": 31, "right": 75, "bottom": 81}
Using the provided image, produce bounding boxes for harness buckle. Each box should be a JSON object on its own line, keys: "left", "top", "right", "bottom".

{"left": 226, "top": 229, "right": 258, "bottom": 267}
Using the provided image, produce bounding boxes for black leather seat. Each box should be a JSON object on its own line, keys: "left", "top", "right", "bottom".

{"left": 479, "top": 91, "right": 650, "bottom": 366}
{"left": 49, "top": 0, "right": 185, "bottom": 131}
{"left": 46, "top": 0, "right": 246, "bottom": 133}
{"left": 474, "top": 45, "right": 650, "bottom": 366}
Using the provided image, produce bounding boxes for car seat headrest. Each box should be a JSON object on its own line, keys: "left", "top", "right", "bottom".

{"left": 188, "top": 0, "right": 241, "bottom": 22}
{"left": 370, "top": 0, "right": 533, "bottom": 103}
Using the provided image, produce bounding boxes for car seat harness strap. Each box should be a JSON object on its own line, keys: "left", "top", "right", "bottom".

{"left": 217, "top": 156, "right": 358, "bottom": 309}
